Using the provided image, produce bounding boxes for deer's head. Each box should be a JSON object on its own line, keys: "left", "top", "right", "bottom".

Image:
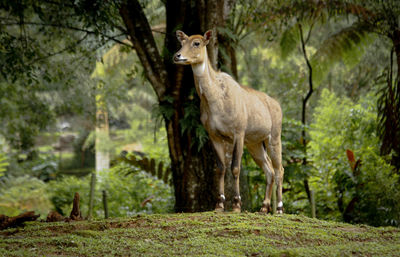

{"left": 173, "top": 30, "right": 212, "bottom": 65}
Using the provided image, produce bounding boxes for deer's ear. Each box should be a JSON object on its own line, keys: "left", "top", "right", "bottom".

{"left": 176, "top": 30, "right": 188, "bottom": 44}
{"left": 203, "top": 30, "right": 213, "bottom": 45}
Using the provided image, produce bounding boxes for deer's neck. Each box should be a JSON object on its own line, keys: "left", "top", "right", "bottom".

{"left": 191, "top": 49, "right": 220, "bottom": 100}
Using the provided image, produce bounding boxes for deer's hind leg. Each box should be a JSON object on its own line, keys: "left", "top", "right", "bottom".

{"left": 247, "top": 142, "right": 275, "bottom": 213}
{"left": 266, "top": 139, "right": 284, "bottom": 214}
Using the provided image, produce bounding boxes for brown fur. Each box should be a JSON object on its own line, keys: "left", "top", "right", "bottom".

{"left": 174, "top": 30, "right": 284, "bottom": 213}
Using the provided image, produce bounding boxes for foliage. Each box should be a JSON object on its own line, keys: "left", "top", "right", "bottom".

{"left": 1, "top": 212, "right": 400, "bottom": 256}
{"left": 280, "top": 118, "right": 311, "bottom": 214}
{"left": 0, "top": 152, "right": 8, "bottom": 177}
{"left": 310, "top": 23, "right": 375, "bottom": 88}
{"left": 4, "top": 152, "right": 59, "bottom": 181}
{"left": 47, "top": 163, "right": 173, "bottom": 218}
{"left": 46, "top": 175, "right": 92, "bottom": 216}
{"left": 0, "top": 81, "right": 55, "bottom": 152}
{"left": 180, "top": 91, "right": 209, "bottom": 151}
{"left": 121, "top": 110, "right": 170, "bottom": 165}
{"left": 104, "top": 162, "right": 174, "bottom": 215}
{"left": 0, "top": 175, "right": 52, "bottom": 217}
{"left": 30, "top": 155, "right": 58, "bottom": 181}
{"left": 0, "top": 1, "right": 98, "bottom": 152}
{"left": 309, "top": 89, "right": 400, "bottom": 226}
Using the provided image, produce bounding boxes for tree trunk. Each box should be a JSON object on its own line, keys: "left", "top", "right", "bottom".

{"left": 93, "top": 62, "right": 110, "bottom": 175}
{"left": 95, "top": 108, "right": 110, "bottom": 174}
{"left": 0, "top": 212, "right": 40, "bottom": 230}
{"left": 219, "top": 35, "right": 239, "bottom": 80}
{"left": 379, "top": 30, "right": 400, "bottom": 171}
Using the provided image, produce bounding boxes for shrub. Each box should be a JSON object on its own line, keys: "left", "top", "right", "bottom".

{"left": 47, "top": 163, "right": 174, "bottom": 218}
{"left": 46, "top": 175, "right": 92, "bottom": 216}
{"left": 0, "top": 175, "right": 52, "bottom": 217}
{"left": 309, "top": 89, "right": 400, "bottom": 226}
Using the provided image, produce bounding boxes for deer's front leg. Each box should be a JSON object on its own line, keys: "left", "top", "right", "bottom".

{"left": 211, "top": 138, "right": 226, "bottom": 212}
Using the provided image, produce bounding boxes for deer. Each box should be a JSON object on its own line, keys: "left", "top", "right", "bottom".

{"left": 173, "top": 30, "right": 284, "bottom": 214}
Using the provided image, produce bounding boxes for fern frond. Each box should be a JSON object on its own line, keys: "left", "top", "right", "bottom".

{"left": 280, "top": 24, "right": 300, "bottom": 60}
{"left": 310, "top": 22, "right": 374, "bottom": 87}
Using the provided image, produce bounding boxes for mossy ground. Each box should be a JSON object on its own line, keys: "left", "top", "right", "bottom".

{"left": 1, "top": 212, "right": 399, "bottom": 256}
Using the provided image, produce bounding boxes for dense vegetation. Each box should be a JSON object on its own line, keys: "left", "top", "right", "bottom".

{"left": 0, "top": 0, "right": 399, "bottom": 229}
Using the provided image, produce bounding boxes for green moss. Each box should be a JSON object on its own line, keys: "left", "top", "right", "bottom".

{"left": 0, "top": 212, "right": 399, "bottom": 256}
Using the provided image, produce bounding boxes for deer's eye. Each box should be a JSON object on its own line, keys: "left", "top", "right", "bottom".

{"left": 193, "top": 41, "right": 200, "bottom": 47}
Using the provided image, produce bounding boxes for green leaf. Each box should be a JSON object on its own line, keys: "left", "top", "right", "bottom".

{"left": 280, "top": 24, "right": 300, "bottom": 60}
{"left": 310, "top": 22, "right": 374, "bottom": 88}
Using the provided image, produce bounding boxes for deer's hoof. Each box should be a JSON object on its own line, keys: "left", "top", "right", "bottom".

{"left": 276, "top": 206, "right": 284, "bottom": 214}
{"left": 232, "top": 206, "right": 241, "bottom": 213}
{"left": 232, "top": 196, "right": 242, "bottom": 213}
{"left": 260, "top": 203, "right": 271, "bottom": 213}
{"left": 215, "top": 202, "right": 224, "bottom": 212}
{"left": 214, "top": 207, "right": 224, "bottom": 213}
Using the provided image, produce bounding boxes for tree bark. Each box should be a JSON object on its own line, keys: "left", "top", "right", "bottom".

{"left": 381, "top": 31, "right": 400, "bottom": 171}
{"left": 69, "top": 192, "right": 83, "bottom": 221}
{"left": 218, "top": 35, "right": 239, "bottom": 80}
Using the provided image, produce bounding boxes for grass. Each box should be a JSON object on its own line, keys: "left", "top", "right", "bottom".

{"left": 1, "top": 212, "right": 399, "bottom": 256}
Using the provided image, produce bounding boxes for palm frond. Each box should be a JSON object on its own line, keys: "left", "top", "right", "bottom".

{"left": 310, "top": 22, "right": 374, "bottom": 87}
{"left": 280, "top": 24, "right": 300, "bottom": 60}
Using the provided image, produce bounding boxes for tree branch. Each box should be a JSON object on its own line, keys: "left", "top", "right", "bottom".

{"left": 299, "top": 23, "right": 314, "bottom": 120}
{"left": 0, "top": 20, "right": 132, "bottom": 48}
{"left": 304, "top": 20, "right": 315, "bottom": 45}
{"left": 299, "top": 22, "right": 314, "bottom": 203}
{"left": 27, "top": 33, "right": 90, "bottom": 65}
{"left": 119, "top": 0, "right": 168, "bottom": 100}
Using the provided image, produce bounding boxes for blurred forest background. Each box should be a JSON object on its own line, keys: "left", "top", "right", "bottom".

{"left": 0, "top": 0, "right": 399, "bottom": 227}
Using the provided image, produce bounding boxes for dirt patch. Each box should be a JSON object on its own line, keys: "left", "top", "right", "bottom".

{"left": 334, "top": 226, "right": 367, "bottom": 233}
{"left": 288, "top": 217, "right": 304, "bottom": 223}
{"left": 161, "top": 225, "right": 176, "bottom": 231}
{"left": 107, "top": 218, "right": 150, "bottom": 229}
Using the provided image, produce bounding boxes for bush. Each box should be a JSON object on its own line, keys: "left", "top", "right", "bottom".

{"left": 46, "top": 175, "right": 91, "bottom": 216}
{"left": 0, "top": 175, "right": 52, "bottom": 217}
{"left": 47, "top": 163, "right": 174, "bottom": 218}
{"left": 95, "top": 163, "right": 172, "bottom": 216}
{"left": 309, "top": 89, "right": 400, "bottom": 226}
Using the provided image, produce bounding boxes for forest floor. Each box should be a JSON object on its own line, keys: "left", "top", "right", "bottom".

{"left": 1, "top": 212, "right": 399, "bottom": 256}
